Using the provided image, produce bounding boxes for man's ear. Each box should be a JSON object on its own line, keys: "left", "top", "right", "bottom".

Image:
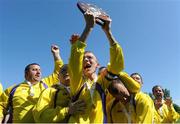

{"left": 25, "top": 72, "right": 29, "bottom": 80}
{"left": 97, "top": 63, "right": 100, "bottom": 68}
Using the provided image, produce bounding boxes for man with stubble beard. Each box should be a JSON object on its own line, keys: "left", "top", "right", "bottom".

{"left": 0, "top": 44, "right": 63, "bottom": 123}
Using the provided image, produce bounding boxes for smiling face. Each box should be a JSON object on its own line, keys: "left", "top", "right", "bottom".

{"left": 153, "top": 86, "right": 164, "bottom": 100}
{"left": 25, "top": 64, "right": 42, "bottom": 84}
{"left": 83, "top": 51, "right": 99, "bottom": 78}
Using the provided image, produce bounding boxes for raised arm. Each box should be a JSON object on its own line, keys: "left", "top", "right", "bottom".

{"left": 68, "top": 12, "right": 96, "bottom": 95}
{"left": 101, "top": 19, "right": 124, "bottom": 75}
{"left": 79, "top": 11, "right": 96, "bottom": 43}
{"left": 101, "top": 19, "right": 117, "bottom": 46}
{"left": 51, "top": 44, "right": 62, "bottom": 61}
{"left": 42, "top": 44, "right": 63, "bottom": 87}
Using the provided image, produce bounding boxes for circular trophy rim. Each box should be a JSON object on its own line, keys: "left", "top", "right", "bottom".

{"left": 77, "top": 1, "right": 111, "bottom": 25}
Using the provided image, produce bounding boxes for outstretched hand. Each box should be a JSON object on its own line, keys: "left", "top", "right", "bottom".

{"left": 165, "top": 97, "right": 172, "bottom": 107}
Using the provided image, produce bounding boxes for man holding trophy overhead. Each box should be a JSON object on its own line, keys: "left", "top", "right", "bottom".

{"left": 68, "top": 1, "right": 141, "bottom": 123}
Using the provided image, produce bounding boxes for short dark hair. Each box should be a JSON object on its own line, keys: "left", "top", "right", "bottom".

{"left": 84, "top": 51, "right": 93, "bottom": 54}
{"left": 24, "top": 63, "right": 40, "bottom": 74}
{"left": 152, "top": 85, "right": 164, "bottom": 93}
{"left": 108, "top": 78, "right": 124, "bottom": 95}
{"left": 130, "top": 72, "right": 143, "bottom": 84}
{"left": 60, "top": 64, "right": 68, "bottom": 75}
{"left": 84, "top": 50, "right": 99, "bottom": 64}
{"left": 98, "top": 66, "right": 106, "bottom": 75}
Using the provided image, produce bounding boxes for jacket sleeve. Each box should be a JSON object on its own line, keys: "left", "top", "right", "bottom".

{"left": 98, "top": 42, "right": 125, "bottom": 90}
{"left": 119, "top": 72, "right": 140, "bottom": 93}
{"left": 107, "top": 42, "right": 124, "bottom": 74}
{"left": 32, "top": 88, "right": 69, "bottom": 123}
{"left": 42, "top": 60, "right": 63, "bottom": 87}
{"left": 135, "top": 92, "right": 155, "bottom": 123}
{"left": 68, "top": 40, "right": 86, "bottom": 96}
{"left": 0, "top": 86, "right": 13, "bottom": 119}
{"left": 167, "top": 104, "right": 180, "bottom": 122}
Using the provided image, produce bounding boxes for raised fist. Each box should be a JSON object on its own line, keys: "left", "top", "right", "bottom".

{"left": 70, "top": 34, "right": 80, "bottom": 44}
{"left": 51, "top": 44, "right": 59, "bottom": 54}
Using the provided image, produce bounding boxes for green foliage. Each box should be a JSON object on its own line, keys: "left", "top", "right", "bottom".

{"left": 176, "top": 118, "right": 180, "bottom": 123}
{"left": 164, "top": 88, "right": 170, "bottom": 99}
{"left": 148, "top": 92, "right": 154, "bottom": 100}
{"left": 149, "top": 87, "right": 180, "bottom": 114}
{"left": 149, "top": 87, "right": 180, "bottom": 122}
{"left": 173, "top": 103, "right": 180, "bottom": 114}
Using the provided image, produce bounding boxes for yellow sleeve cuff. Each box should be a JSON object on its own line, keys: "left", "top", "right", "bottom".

{"left": 119, "top": 72, "right": 141, "bottom": 93}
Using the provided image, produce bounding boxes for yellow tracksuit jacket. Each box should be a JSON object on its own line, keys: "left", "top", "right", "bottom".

{"left": 135, "top": 91, "right": 155, "bottom": 123}
{"left": 105, "top": 72, "right": 142, "bottom": 106}
{"left": 0, "top": 83, "right": 3, "bottom": 96}
{"left": 107, "top": 97, "right": 136, "bottom": 123}
{"left": 0, "top": 60, "right": 63, "bottom": 123}
{"left": 154, "top": 100, "right": 180, "bottom": 123}
{"left": 68, "top": 40, "right": 140, "bottom": 123}
{"left": 107, "top": 91, "right": 154, "bottom": 123}
{"left": 33, "top": 84, "right": 71, "bottom": 123}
